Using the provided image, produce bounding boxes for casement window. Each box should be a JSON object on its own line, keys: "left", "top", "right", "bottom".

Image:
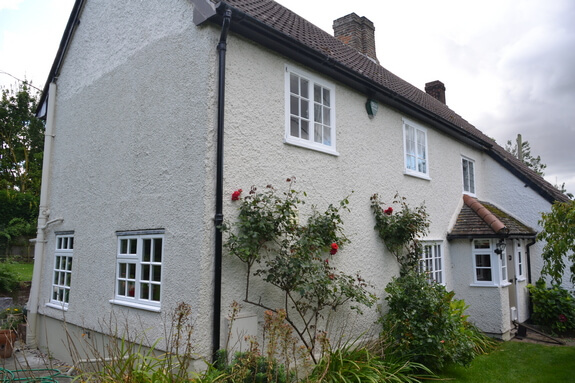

{"left": 48, "top": 233, "right": 74, "bottom": 309}
{"left": 285, "top": 65, "right": 337, "bottom": 155}
{"left": 473, "top": 239, "right": 493, "bottom": 284}
{"left": 462, "top": 157, "right": 476, "bottom": 195}
{"left": 403, "top": 119, "right": 429, "bottom": 178}
{"left": 472, "top": 239, "right": 508, "bottom": 286}
{"left": 419, "top": 242, "right": 443, "bottom": 284}
{"left": 514, "top": 239, "right": 526, "bottom": 281}
{"left": 112, "top": 230, "right": 164, "bottom": 311}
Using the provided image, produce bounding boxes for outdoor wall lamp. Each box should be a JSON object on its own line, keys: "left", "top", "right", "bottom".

{"left": 494, "top": 239, "right": 506, "bottom": 255}
{"left": 366, "top": 98, "right": 378, "bottom": 118}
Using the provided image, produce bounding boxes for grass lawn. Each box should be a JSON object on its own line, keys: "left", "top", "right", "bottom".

{"left": 8, "top": 262, "right": 34, "bottom": 282}
{"left": 440, "top": 341, "right": 575, "bottom": 382}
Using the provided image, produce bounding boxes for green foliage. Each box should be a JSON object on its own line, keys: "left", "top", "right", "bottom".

{"left": 309, "top": 337, "right": 435, "bottom": 383}
{"left": 370, "top": 193, "right": 429, "bottom": 273}
{"left": 0, "top": 83, "right": 44, "bottom": 195}
{"left": 537, "top": 199, "right": 575, "bottom": 285}
{"left": 223, "top": 180, "right": 376, "bottom": 362}
{"left": 527, "top": 280, "right": 575, "bottom": 335}
{"left": 0, "top": 262, "right": 21, "bottom": 293}
{"left": 505, "top": 134, "right": 547, "bottom": 176}
{"left": 380, "top": 270, "right": 496, "bottom": 371}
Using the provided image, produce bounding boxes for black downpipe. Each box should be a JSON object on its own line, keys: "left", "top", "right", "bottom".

{"left": 213, "top": 8, "right": 232, "bottom": 361}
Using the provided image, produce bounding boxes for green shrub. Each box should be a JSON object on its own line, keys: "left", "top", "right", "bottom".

{"left": 527, "top": 279, "right": 575, "bottom": 334}
{"left": 380, "top": 270, "right": 495, "bottom": 371}
{"left": 309, "top": 337, "right": 435, "bottom": 383}
{"left": 0, "top": 262, "right": 20, "bottom": 293}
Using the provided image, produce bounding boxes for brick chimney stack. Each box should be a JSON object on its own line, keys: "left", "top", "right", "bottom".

{"left": 333, "top": 13, "right": 378, "bottom": 63}
{"left": 425, "top": 80, "right": 446, "bottom": 104}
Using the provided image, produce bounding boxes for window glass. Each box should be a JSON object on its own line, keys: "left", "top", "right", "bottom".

{"left": 285, "top": 66, "right": 336, "bottom": 154}
{"left": 462, "top": 157, "right": 476, "bottom": 194}
{"left": 51, "top": 234, "right": 74, "bottom": 308}
{"left": 114, "top": 233, "right": 163, "bottom": 309}
{"left": 403, "top": 119, "right": 428, "bottom": 177}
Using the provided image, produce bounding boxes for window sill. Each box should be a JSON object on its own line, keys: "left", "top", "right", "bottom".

{"left": 517, "top": 277, "right": 527, "bottom": 283}
{"left": 404, "top": 170, "right": 431, "bottom": 181}
{"left": 45, "top": 302, "right": 68, "bottom": 311}
{"left": 470, "top": 283, "right": 499, "bottom": 288}
{"left": 109, "top": 299, "right": 161, "bottom": 312}
{"left": 284, "top": 139, "right": 339, "bottom": 156}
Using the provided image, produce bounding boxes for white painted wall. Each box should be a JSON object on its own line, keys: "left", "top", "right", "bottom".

{"left": 34, "top": 0, "right": 220, "bottom": 361}
{"left": 34, "top": 0, "right": 558, "bottom": 364}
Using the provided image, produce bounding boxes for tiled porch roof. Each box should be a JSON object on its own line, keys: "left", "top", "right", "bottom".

{"left": 447, "top": 195, "right": 537, "bottom": 240}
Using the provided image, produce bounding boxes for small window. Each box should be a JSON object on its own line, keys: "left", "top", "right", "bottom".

{"left": 112, "top": 231, "right": 164, "bottom": 310}
{"left": 473, "top": 239, "right": 493, "bottom": 283}
{"left": 285, "top": 65, "right": 337, "bottom": 155}
{"left": 403, "top": 119, "right": 429, "bottom": 178}
{"left": 515, "top": 239, "right": 525, "bottom": 280}
{"left": 420, "top": 242, "right": 443, "bottom": 284}
{"left": 472, "top": 239, "right": 509, "bottom": 286}
{"left": 50, "top": 234, "right": 74, "bottom": 309}
{"left": 462, "top": 157, "right": 476, "bottom": 194}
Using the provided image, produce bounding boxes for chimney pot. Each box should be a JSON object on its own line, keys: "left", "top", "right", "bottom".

{"left": 333, "top": 13, "right": 378, "bottom": 63}
{"left": 425, "top": 80, "right": 446, "bottom": 104}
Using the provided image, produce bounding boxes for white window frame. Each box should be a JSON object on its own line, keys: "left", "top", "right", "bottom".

{"left": 403, "top": 118, "right": 430, "bottom": 179}
{"left": 420, "top": 241, "right": 444, "bottom": 284}
{"left": 462, "top": 156, "right": 476, "bottom": 195}
{"left": 47, "top": 233, "right": 74, "bottom": 310}
{"left": 514, "top": 239, "right": 526, "bottom": 282}
{"left": 110, "top": 230, "right": 164, "bottom": 311}
{"left": 471, "top": 239, "right": 509, "bottom": 287}
{"left": 285, "top": 65, "right": 338, "bottom": 155}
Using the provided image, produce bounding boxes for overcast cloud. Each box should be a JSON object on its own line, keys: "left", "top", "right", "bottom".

{"left": 1, "top": 0, "right": 574, "bottom": 194}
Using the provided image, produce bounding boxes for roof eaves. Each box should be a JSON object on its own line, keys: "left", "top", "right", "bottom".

{"left": 36, "top": 0, "right": 86, "bottom": 117}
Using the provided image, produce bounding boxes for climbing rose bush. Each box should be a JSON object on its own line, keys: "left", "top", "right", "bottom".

{"left": 223, "top": 179, "right": 376, "bottom": 362}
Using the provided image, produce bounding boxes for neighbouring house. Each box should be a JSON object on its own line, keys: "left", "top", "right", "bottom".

{"left": 29, "top": 0, "right": 569, "bottom": 365}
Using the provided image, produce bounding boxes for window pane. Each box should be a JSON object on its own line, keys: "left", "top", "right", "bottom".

{"left": 477, "top": 268, "right": 492, "bottom": 281}
{"left": 141, "top": 283, "right": 149, "bottom": 300}
{"left": 474, "top": 240, "right": 490, "bottom": 249}
{"left": 290, "top": 95, "right": 299, "bottom": 116}
{"left": 154, "top": 239, "right": 162, "bottom": 262}
{"left": 152, "top": 284, "right": 161, "bottom": 301}
{"left": 323, "top": 125, "right": 331, "bottom": 146}
{"left": 476, "top": 254, "right": 491, "bottom": 267}
{"left": 301, "top": 100, "right": 309, "bottom": 119}
{"left": 152, "top": 265, "right": 161, "bottom": 282}
{"left": 323, "top": 106, "right": 330, "bottom": 125}
{"left": 314, "top": 84, "right": 321, "bottom": 103}
{"left": 323, "top": 88, "right": 330, "bottom": 107}
{"left": 143, "top": 239, "right": 151, "bottom": 262}
{"left": 129, "top": 239, "right": 137, "bottom": 254}
{"left": 301, "top": 120, "right": 309, "bottom": 140}
{"left": 314, "top": 103, "right": 321, "bottom": 122}
{"left": 290, "top": 117, "right": 299, "bottom": 137}
{"left": 127, "top": 282, "right": 135, "bottom": 297}
{"left": 301, "top": 79, "right": 308, "bottom": 98}
{"left": 314, "top": 123, "right": 322, "bottom": 143}
{"left": 120, "top": 239, "right": 128, "bottom": 254}
{"left": 141, "top": 264, "right": 150, "bottom": 281}
{"left": 290, "top": 73, "right": 298, "bottom": 94}
{"left": 128, "top": 264, "right": 136, "bottom": 279}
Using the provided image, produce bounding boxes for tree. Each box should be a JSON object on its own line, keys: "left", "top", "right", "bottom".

{"left": 505, "top": 134, "right": 546, "bottom": 176}
{"left": 537, "top": 200, "right": 575, "bottom": 285}
{"left": 0, "top": 83, "right": 44, "bottom": 255}
{"left": 0, "top": 82, "right": 44, "bottom": 195}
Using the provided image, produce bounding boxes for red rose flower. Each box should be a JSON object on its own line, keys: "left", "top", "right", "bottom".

{"left": 559, "top": 314, "right": 568, "bottom": 323}
{"left": 328, "top": 274, "right": 335, "bottom": 280}
{"left": 231, "top": 189, "right": 242, "bottom": 201}
{"left": 384, "top": 207, "right": 393, "bottom": 215}
{"left": 330, "top": 243, "right": 339, "bottom": 255}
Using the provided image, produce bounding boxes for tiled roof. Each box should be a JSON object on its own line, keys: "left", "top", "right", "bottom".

{"left": 212, "top": 0, "right": 570, "bottom": 204}
{"left": 448, "top": 196, "right": 536, "bottom": 239}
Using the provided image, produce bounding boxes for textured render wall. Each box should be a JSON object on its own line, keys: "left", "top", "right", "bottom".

{"left": 36, "top": 0, "right": 220, "bottom": 360}
{"left": 217, "top": 34, "right": 491, "bottom": 341}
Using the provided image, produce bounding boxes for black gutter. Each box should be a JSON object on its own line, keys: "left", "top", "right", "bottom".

{"left": 212, "top": 8, "right": 232, "bottom": 362}
{"left": 205, "top": 5, "right": 492, "bottom": 152}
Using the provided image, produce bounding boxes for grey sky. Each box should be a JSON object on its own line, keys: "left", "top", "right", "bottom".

{"left": 2, "top": 0, "right": 574, "bottom": 195}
